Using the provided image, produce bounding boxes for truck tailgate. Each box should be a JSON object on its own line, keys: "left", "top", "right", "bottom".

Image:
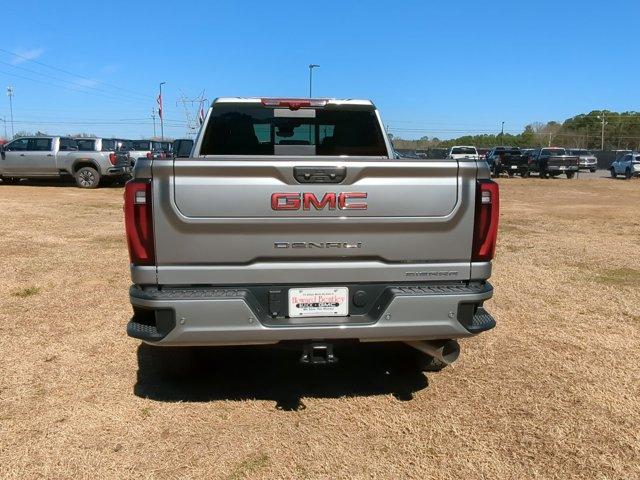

{"left": 151, "top": 157, "right": 478, "bottom": 285}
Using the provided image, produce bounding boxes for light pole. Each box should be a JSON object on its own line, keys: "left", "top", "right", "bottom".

{"left": 7, "top": 86, "right": 14, "bottom": 138}
{"left": 308, "top": 64, "right": 319, "bottom": 98}
{"left": 159, "top": 82, "right": 166, "bottom": 141}
{"left": 500, "top": 121, "right": 505, "bottom": 146}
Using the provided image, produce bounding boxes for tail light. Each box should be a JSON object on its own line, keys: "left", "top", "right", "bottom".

{"left": 109, "top": 153, "right": 117, "bottom": 166}
{"left": 261, "top": 98, "right": 327, "bottom": 110}
{"left": 124, "top": 180, "right": 155, "bottom": 266}
{"left": 472, "top": 180, "right": 499, "bottom": 262}
{"left": 146, "top": 152, "right": 153, "bottom": 160}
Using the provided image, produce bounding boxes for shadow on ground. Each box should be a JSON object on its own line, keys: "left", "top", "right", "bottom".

{"left": 134, "top": 343, "right": 430, "bottom": 410}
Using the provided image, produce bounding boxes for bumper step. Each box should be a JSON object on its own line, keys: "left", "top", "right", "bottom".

{"left": 463, "top": 308, "right": 496, "bottom": 334}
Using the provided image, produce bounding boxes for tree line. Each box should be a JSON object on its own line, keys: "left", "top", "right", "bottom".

{"left": 391, "top": 110, "right": 640, "bottom": 151}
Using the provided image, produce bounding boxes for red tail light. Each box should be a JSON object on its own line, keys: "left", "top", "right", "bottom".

{"left": 261, "top": 98, "right": 327, "bottom": 110}
{"left": 109, "top": 153, "right": 117, "bottom": 166}
{"left": 146, "top": 152, "right": 153, "bottom": 160}
{"left": 124, "top": 180, "right": 155, "bottom": 266}
{"left": 472, "top": 180, "right": 499, "bottom": 262}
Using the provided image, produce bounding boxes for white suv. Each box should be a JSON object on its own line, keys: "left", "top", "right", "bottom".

{"left": 447, "top": 146, "right": 479, "bottom": 160}
{"left": 611, "top": 152, "right": 640, "bottom": 179}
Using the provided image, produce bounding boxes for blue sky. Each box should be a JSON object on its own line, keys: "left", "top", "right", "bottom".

{"left": 1, "top": 0, "right": 638, "bottom": 140}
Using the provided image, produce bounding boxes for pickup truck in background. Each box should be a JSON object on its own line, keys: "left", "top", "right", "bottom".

{"left": 116, "top": 139, "right": 173, "bottom": 166}
{"left": 567, "top": 149, "right": 598, "bottom": 172}
{"left": 486, "top": 146, "right": 524, "bottom": 177}
{"left": 0, "top": 136, "right": 130, "bottom": 188}
{"left": 523, "top": 147, "right": 580, "bottom": 178}
{"left": 447, "top": 145, "right": 480, "bottom": 160}
{"left": 124, "top": 97, "right": 498, "bottom": 370}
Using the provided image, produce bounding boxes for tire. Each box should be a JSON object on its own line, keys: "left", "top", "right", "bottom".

{"left": 590, "top": 168, "right": 596, "bottom": 173}
{"left": 625, "top": 168, "right": 632, "bottom": 180}
{"left": 75, "top": 166, "right": 101, "bottom": 188}
{"left": 521, "top": 170, "right": 530, "bottom": 178}
{"left": 610, "top": 168, "right": 617, "bottom": 178}
{"left": 507, "top": 171, "right": 514, "bottom": 177}
{"left": 566, "top": 171, "right": 575, "bottom": 179}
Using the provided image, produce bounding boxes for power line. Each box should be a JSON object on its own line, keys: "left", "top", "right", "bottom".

{"left": 0, "top": 59, "right": 150, "bottom": 104}
{"left": 0, "top": 68, "right": 150, "bottom": 105}
{"left": 0, "top": 47, "right": 151, "bottom": 100}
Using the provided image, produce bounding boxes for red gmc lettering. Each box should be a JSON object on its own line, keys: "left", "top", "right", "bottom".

{"left": 339, "top": 192, "right": 368, "bottom": 210}
{"left": 303, "top": 193, "right": 337, "bottom": 210}
{"left": 271, "top": 193, "right": 301, "bottom": 210}
{"left": 272, "top": 192, "right": 368, "bottom": 211}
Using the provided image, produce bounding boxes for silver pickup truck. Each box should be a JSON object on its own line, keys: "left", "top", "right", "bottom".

{"left": 125, "top": 97, "right": 499, "bottom": 368}
{"left": 0, "top": 136, "right": 130, "bottom": 188}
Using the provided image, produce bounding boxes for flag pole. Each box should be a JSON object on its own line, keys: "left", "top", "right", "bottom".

{"left": 158, "top": 82, "right": 166, "bottom": 140}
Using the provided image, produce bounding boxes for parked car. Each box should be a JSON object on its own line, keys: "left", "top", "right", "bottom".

{"left": 610, "top": 152, "right": 640, "bottom": 179}
{"left": 522, "top": 147, "right": 580, "bottom": 179}
{"left": 567, "top": 149, "right": 597, "bottom": 172}
{"left": 0, "top": 136, "right": 130, "bottom": 188}
{"left": 447, "top": 145, "right": 479, "bottom": 160}
{"left": 485, "top": 147, "right": 523, "bottom": 177}
{"left": 172, "top": 138, "right": 194, "bottom": 158}
{"left": 124, "top": 97, "right": 498, "bottom": 370}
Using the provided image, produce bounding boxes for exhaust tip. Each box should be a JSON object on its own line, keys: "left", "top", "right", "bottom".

{"left": 405, "top": 339, "right": 460, "bottom": 365}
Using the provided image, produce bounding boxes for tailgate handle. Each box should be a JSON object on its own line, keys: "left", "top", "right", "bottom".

{"left": 294, "top": 166, "right": 346, "bottom": 183}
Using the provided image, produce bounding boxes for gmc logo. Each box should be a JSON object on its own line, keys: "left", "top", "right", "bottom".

{"left": 271, "top": 192, "right": 368, "bottom": 211}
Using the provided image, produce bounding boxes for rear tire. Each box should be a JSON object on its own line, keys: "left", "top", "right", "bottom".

{"left": 626, "top": 168, "right": 632, "bottom": 179}
{"left": 566, "top": 171, "right": 575, "bottom": 179}
{"left": 75, "top": 166, "right": 101, "bottom": 189}
{"left": 590, "top": 168, "right": 596, "bottom": 173}
{"left": 521, "top": 170, "right": 530, "bottom": 178}
{"left": 610, "top": 168, "right": 617, "bottom": 178}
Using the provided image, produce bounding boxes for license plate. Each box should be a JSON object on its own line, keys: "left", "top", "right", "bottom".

{"left": 511, "top": 165, "right": 517, "bottom": 169}
{"left": 288, "top": 287, "right": 348, "bottom": 318}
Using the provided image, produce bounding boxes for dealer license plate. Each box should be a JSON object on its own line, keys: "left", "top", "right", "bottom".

{"left": 288, "top": 287, "right": 349, "bottom": 318}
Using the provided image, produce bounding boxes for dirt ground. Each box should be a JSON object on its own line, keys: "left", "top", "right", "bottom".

{"left": 0, "top": 177, "right": 638, "bottom": 479}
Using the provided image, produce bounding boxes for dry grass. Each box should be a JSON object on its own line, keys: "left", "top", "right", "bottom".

{"left": 0, "top": 177, "right": 638, "bottom": 479}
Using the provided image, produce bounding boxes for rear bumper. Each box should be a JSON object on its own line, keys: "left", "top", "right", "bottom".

{"left": 547, "top": 165, "right": 579, "bottom": 172}
{"left": 105, "top": 165, "right": 132, "bottom": 176}
{"left": 127, "top": 282, "right": 495, "bottom": 346}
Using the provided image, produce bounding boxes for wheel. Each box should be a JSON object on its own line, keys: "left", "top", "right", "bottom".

{"left": 566, "top": 171, "right": 575, "bottom": 179}
{"left": 75, "top": 166, "right": 101, "bottom": 188}
{"left": 610, "top": 168, "right": 617, "bottom": 178}
{"left": 625, "top": 168, "right": 632, "bottom": 180}
{"left": 590, "top": 168, "right": 596, "bottom": 173}
{"left": 521, "top": 170, "right": 530, "bottom": 178}
{"left": 507, "top": 170, "right": 514, "bottom": 177}
{"left": 541, "top": 170, "right": 549, "bottom": 179}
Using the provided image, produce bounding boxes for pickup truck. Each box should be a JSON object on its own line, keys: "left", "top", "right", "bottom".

{"left": 0, "top": 136, "right": 131, "bottom": 188}
{"left": 447, "top": 145, "right": 479, "bottom": 160}
{"left": 116, "top": 139, "right": 173, "bottom": 166}
{"left": 567, "top": 149, "right": 598, "bottom": 172}
{"left": 486, "top": 146, "right": 524, "bottom": 177}
{"left": 523, "top": 147, "right": 580, "bottom": 179}
{"left": 124, "top": 97, "right": 498, "bottom": 369}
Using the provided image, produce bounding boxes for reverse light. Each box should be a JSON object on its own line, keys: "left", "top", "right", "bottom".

{"left": 472, "top": 180, "right": 499, "bottom": 262}
{"left": 124, "top": 180, "right": 155, "bottom": 266}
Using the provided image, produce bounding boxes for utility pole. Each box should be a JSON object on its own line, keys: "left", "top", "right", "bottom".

{"left": 6, "top": 86, "right": 14, "bottom": 138}
{"left": 598, "top": 115, "right": 607, "bottom": 150}
{"left": 500, "top": 121, "right": 505, "bottom": 146}
{"left": 308, "top": 64, "right": 320, "bottom": 97}
{"left": 1, "top": 117, "right": 6, "bottom": 139}
{"left": 158, "top": 82, "right": 166, "bottom": 141}
{"left": 151, "top": 108, "right": 157, "bottom": 138}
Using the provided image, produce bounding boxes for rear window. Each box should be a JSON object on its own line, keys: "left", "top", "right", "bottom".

{"left": 76, "top": 139, "right": 96, "bottom": 151}
{"left": 101, "top": 139, "right": 116, "bottom": 151}
{"left": 451, "top": 147, "right": 477, "bottom": 155}
{"left": 131, "top": 140, "right": 151, "bottom": 151}
{"left": 199, "top": 104, "right": 387, "bottom": 156}
{"left": 541, "top": 148, "right": 566, "bottom": 155}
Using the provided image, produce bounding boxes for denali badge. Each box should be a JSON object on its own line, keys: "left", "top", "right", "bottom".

{"left": 271, "top": 192, "right": 368, "bottom": 210}
{"left": 274, "top": 242, "right": 363, "bottom": 249}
